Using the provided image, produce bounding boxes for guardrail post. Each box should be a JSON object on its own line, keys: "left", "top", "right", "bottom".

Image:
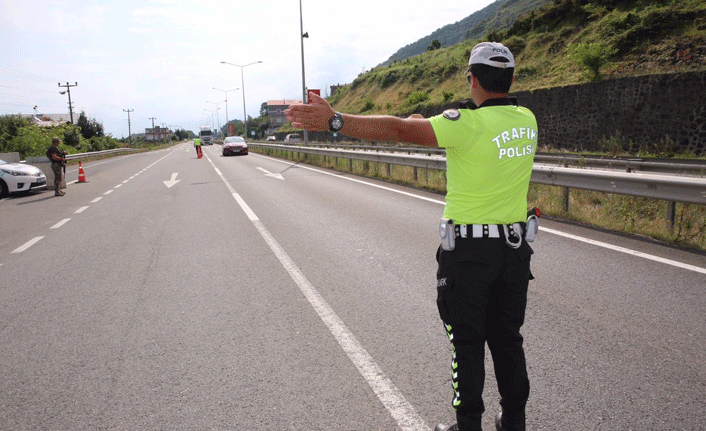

{"left": 562, "top": 187, "right": 570, "bottom": 212}
{"left": 413, "top": 166, "right": 418, "bottom": 181}
{"left": 666, "top": 201, "right": 676, "bottom": 233}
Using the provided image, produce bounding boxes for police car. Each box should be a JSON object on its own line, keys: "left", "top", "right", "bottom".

{"left": 0, "top": 159, "right": 47, "bottom": 198}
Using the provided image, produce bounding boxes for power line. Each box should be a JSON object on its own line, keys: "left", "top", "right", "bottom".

{"left": 0, "top": 66, "right": 57, "bottom": 83}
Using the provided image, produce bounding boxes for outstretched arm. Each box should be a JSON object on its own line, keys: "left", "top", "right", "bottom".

{"left": 284, "top": 92, "right": 438, "bottom": 148}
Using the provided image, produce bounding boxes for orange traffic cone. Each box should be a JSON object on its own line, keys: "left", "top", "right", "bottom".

{"left": 78, "top": 162, "right": 87, "bottom": 183}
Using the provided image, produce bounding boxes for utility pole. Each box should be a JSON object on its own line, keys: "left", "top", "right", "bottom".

{"left": 58, "top": 82, "right": 78, "bottom": 123}
{"left": 149, "top": 117, "right": 156, "bottom": 142}
{"left": 123, "top": 109, "right": 134, "bottom": 143}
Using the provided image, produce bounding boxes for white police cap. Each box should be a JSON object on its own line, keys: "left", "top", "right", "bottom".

{"left": 468, "top": 42, "right": 515, "bottom": 69}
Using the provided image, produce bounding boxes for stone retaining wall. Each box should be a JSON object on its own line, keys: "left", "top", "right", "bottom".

{"left": 293, "top": 71, "right": 706, "bottom": 155}
{"left": 514, "top": 71, "right": 706, "bottom": 154}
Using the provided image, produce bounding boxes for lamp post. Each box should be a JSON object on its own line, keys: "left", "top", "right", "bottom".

{"left": 299, "top": 0, "right": 309, "bottom": 144}
{"left": 220, "top": 61, "right": 262, "bottom": 139}
{"left": 204, "top": 108, "right": 219, "bottom": 130}
{"left": 207, "top": 100, "right": 224, "bottom": 134}
{"left": 212, "top": 87, "right": 239, "bottom": 132}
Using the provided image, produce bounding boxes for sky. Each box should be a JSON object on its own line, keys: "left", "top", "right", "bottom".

{"left": 1, "top": 0, "right": 496, "bottom": 139}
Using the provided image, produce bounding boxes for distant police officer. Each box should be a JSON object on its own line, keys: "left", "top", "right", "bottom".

{"left": 46, "top": 137, "right": 66, "bottom": 196}
{"left": 285, "top": 42, "right": 537, "bottom": 431}
{"left": 194, "top": 137, "right": 202, "bottom": 157}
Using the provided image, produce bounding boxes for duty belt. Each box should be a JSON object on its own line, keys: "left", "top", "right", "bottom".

{"left": 454, "top": 224, "right": 500, "bottom": 239}
{"left": 454, "top": 223, "right": 523, "bottom": 249}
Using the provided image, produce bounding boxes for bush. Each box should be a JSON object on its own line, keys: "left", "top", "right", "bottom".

{"left": 406, "top": 91, "right": 430, "bottom": 106}
{"left": 516, "top": 66, "right": 538, "bottom": 80}
{"left": 381, "top": 70, "right": 400, "bottom": 89}
{"left": 0, "top": 114, "right": 120, "bottom": 159}
{"left": 503, "top": 36, "right": 527, "bottom": 56}
{"left": 361, "top": 99, "right": 375, "bottom": 112}
{"left": 566, "top": 42, "right": 616, "bottom": 80}
{"left": 0, "top": 115, "right": 31, "bottom": 152}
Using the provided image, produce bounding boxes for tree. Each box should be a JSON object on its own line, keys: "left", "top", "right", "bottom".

{"left": 174, "top": 129, "right": 193, "bottom": 141}
{"left": 77, "top": 111, "right": 104, "bottom": 140}
{"left": 426, "top": 39, "right": 441, "bottom": 51}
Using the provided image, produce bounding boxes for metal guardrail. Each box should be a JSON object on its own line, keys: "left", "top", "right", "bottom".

{"left": 250, "top": 143, "right": 706, "bottom": 206}
{"left": 64, "top": 148, "right": 138, "bottom": 161}
{"left": 299, "top": 143, "right": 706, "bottom": 175}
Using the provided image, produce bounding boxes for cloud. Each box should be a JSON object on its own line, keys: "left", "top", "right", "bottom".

{"left": 0, "top": 1, "right": 106, "bottom": 36}
{"left": 52, "top": 5, "right": 106, "bottom": 34}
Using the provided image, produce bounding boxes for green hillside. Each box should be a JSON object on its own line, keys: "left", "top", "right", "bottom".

{"left": 329, "top": 0, "right": 706, "bottom": 116}
{"left": 384, "top": 0, "right": 551, "bottom": 64}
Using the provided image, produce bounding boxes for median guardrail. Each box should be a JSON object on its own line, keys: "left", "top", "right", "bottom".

{"left": 250, "top": 143, "right": 706, "bottom": 207}
{"left": 295, "top": 143, "right": 706, "bottom": 176}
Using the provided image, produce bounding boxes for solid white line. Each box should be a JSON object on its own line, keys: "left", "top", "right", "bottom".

{"left": 540, "top": 227, "right": 706, "bottom": 275}
{"left": 74, "top": 206, "right": 89, "bottom": 214}
{"left": 12, "top": 236, "right": 44, "bottom": 254}
{"left": 205, "top": 153, "right": 427, "bottom": 430}
{"left": 51, "top": 218, "right": 71, "bottom": 229}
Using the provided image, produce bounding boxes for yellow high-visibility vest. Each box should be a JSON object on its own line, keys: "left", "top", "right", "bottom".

{"left": 430, "top": 102, "right": 538, "bottom": 225}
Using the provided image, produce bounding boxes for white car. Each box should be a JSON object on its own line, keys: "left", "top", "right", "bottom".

{"left": 0, "top": 159, "right": 47, "bottom": 198}
{"left": 284, "top": 133, "right": 301, "bottom": 143}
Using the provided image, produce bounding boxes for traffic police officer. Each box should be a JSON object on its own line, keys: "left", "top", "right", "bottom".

{"left": 285, "top": 42, "right": 537, "bottom": 431}
{"left": 194, "top": 137, "right": 202, "bottom": 157}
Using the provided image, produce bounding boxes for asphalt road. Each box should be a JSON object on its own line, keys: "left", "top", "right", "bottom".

{"left": 1, "top": 142, "right": 705, "bottom": 430}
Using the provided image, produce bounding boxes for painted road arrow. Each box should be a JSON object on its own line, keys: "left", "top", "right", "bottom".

{"left": 163, "top": 173, "right": 181, "bottom": 188}
{"left": 256, "top": 167, "right": 284, "bottom": 180}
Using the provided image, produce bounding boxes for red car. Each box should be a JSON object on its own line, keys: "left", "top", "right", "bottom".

{"left": 222, "top": 136, "right": 248, "bottom": 156}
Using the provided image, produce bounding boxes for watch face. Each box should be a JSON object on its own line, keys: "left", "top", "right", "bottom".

{"left": 330, "top": 113, "right": 343, "bottom": 131}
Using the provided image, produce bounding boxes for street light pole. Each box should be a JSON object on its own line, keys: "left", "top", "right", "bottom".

{"left": 299, "top": 0, "right": 310, "bottom": 144}
{"left": 213, "top": 87, "right": 239, "bottom": 132}
{"left": 207, "top": 101, "right": 224, "bottom": 134}
{"left": 220, "top": 61, "right": 262, "bottom": 139}
{"left": 204, "top": 108, "right": 219, "bottom": 130}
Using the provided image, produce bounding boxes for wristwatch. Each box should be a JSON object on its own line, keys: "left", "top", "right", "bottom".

{"left": 329, "top": 112, "right": 344, "bottom": 132}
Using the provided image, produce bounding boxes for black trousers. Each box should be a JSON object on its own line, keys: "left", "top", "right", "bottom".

{"left": 436, "top": 235, "right": 533, "bottom": 431}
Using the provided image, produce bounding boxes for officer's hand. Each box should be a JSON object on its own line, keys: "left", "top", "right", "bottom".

{"left": 284, "top": 92, "right": 335, "bottom": 132}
